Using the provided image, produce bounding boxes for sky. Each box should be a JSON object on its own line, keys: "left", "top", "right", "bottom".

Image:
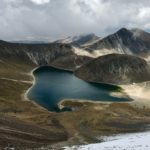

{"left": 0, "top": 0, "right": 150, "bottom": 41}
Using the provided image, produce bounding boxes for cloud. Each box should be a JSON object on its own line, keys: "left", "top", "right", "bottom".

{"left": 30, "top": 0, "right": 51, "bottom": 5}
{"left": 0, "top": 0, "right": 150, "bottom": 41}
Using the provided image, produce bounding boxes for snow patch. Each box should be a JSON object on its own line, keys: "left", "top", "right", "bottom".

{"left": 73, "top": 47, "right": 118, "bottom": 58}
{"left": 73, "top": 47, "right": 95, "bottom": 58}
{"left": 65, "top": 131, "right": 150, "bottom": 150}
{"left": 92, "top": 49, "right": 117, "bottom": 57}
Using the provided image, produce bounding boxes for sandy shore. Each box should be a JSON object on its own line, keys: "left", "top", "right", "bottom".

{"left": 22, "top": 67, "right": 49, "bottom": 111}
{"left": 121, "top": 81, "right": 150, "bottom": 108}
{"left": 23, "top": 67, "right": 37, "bottom": 101}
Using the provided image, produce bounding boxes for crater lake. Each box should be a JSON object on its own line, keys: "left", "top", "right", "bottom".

{"left": 27, "top": 66, "right": 130, "bottom": 112}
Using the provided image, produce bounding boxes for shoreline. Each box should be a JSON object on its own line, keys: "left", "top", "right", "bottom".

{"left": 24, "top": 65, "right": 131, "bottom": 112}
{"left": 22, "top": 67, "right": 49, "bottom": 111}
{"left": 58, "top": 98, "right": 132, "bottom": 110}
{"left": 24, "top": 65, "right": 150, "bottom": 112}
{"left": 23, "top": 67, "right": 37, "bottom": 102}
{"left": 58, "top": 99, "right": 113, "bottom": 110}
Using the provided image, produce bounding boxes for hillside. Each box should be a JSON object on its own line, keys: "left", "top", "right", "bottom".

{"left": 75, "top": 54, "right": 150, "bottom": 84}
{"left": 0, "top": 40, "right": 92, "bottom": 71}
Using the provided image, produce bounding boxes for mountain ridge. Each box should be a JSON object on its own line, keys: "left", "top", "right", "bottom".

{"left": 84, "top": 28, "right": 150, "bottom": 58}
{"left": 1, "top": 27, "right": 150, "bottom": 72}
{"left": 0, "top": 41, "right": 92, "bottom": 71}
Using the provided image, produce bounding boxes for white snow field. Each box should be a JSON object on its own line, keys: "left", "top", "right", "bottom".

{"left": 65, "top": 131, "right": 150, "bottom": 150}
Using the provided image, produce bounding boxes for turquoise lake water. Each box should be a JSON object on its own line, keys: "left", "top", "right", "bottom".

{"left": 27, "top": 66, "right": 129, "bottom": 112}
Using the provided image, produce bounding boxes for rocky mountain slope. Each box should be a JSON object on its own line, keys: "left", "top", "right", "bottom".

{"left": 0, "top": 40, "right": 92, "bottom": 70}
{"left": 75, "top": 54, "right": 150, "bottom": 84}
{"left": 54, "top": 28, "right": 150, "bottom": 60}
{"left": 84, "top": 28, "right": 150, "bottom": 58}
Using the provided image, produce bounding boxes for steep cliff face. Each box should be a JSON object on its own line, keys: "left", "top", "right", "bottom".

{"left": 85, "top": 28, "right": 150, "bottom": 58}
{"left": 74, "top": 54, "right": 150, "bottom": 84}
{"left": 0, "top": 41, "right": 92, "bottom": 70}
